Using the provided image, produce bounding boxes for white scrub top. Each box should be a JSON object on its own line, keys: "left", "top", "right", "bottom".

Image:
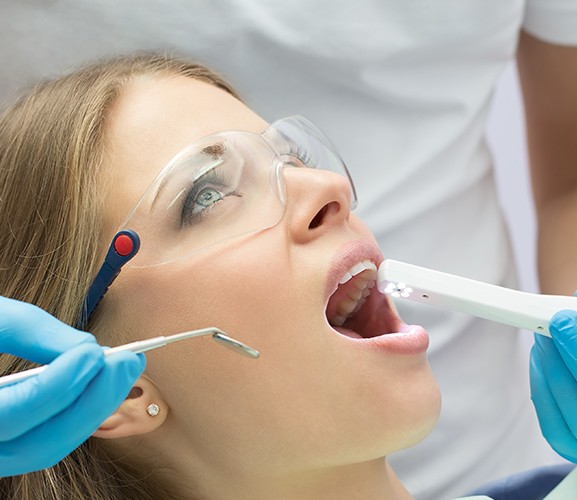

{"left": 1, "top": 1, "right": 576, "bottom": 498}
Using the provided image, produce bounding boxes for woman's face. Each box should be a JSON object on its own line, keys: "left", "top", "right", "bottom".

{"left": 101, "top": 75, "right": 440, "bottom": 477}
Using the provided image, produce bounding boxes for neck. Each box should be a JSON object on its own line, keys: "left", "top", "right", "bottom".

{"left": 170, "top": 456, "right": 412, "bottom": 500}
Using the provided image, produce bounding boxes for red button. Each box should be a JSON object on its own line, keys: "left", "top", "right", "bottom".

{"left": 114, "top": 234, "right": 134, "bottom": 256}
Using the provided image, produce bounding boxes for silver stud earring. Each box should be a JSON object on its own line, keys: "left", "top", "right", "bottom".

{"left": 147, "top": 403, "right": 160, "bottom": 417}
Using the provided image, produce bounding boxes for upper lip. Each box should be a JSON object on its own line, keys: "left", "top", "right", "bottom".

{"left": 325, "top": 239, "right": 384, "bottom": 300}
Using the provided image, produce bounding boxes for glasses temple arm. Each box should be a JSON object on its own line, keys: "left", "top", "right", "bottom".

{"left": 76, "top": 229, "right": 140, "bottom": 330}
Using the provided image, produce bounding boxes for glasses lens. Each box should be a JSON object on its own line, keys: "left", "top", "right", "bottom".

{"left": 264, "top": 116, "right": 358, "bottom": 209}
{"left": 119, "top": 116, "right": 356, "bottom": 267}
{"left": 120, "top": 133, "right": 284, "bottom": 267}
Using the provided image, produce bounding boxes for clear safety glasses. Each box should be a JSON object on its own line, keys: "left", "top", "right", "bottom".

{"left": 79, "top": 116, "right": 357, "bottom": 327}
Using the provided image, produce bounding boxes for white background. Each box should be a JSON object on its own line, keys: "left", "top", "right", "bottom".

{"left": 488, "top": 62, "right": 538, "bottom": 295}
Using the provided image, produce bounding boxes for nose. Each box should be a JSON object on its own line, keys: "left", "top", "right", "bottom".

{"left": 282, "top": 167, "right": 352, "bottom": 244}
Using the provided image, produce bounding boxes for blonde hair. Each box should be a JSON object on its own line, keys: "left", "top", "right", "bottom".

{"left": 0, "top": 53, "right": 239, "bottom": 499}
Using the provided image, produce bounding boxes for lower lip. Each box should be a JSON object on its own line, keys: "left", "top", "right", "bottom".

{"left": 337, "top": 325, "right": 430, "bottom": 355}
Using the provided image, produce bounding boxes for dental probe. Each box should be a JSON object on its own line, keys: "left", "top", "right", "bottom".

{"left": 377, "top": 259, "right": 577, "bottom": 337}
{"left": 0, "top": 328, "right": 259, "bottom": 389}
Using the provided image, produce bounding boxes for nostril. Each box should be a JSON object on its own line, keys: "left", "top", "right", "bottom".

{"left": 308, "top": 202, "right": 341, "bottom": 229}
{"left": 309, "top": 205, "right": 328, "bottom": 229}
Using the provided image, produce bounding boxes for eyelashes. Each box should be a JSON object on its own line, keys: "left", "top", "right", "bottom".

{"left": 294, "top": 146, "right": 313, "bottom": 167}
{"left": 176, "top": 139, "right": 316, "bottom": 228}
{"left": 180, "top": 168, "right": 240, "bottom": 227}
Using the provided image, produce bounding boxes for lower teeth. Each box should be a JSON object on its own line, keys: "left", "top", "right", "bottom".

{"left": 331, "top": 315, "right": 347, "bottom": 327}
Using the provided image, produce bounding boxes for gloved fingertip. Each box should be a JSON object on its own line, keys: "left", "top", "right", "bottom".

{"left": 126, "top": 352, "right": 146, "bottom": 379}
{"left": 136, "top": 352, "right": 147, "bottom": 372}
{"left": 66, "top": 341, "right": 103, "bottom": 360}
{"left": 105, "top": 351, "right": 146, "bottom": 382}
{"left": 550, "top": 310, "right": 577, "bottom": 338}
{"left": 41, "top": 342, "right": 105, "bottom": 393}
{"left": 66, "top": 342, "right": 105, "bottom": 374}
{"left": 73, "top": 331, "right": 98, "bottom": 345}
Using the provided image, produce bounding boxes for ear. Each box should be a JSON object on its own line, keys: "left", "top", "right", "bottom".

{"left": 93, "top": 375, "right": 168, "bottom": 439}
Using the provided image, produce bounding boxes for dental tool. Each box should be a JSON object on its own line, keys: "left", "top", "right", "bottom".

{"left": 0, "top": 328, "right": 259, "bottom": 389}
{"left": 378, "top": 259, "right": 577, "bottom": 337}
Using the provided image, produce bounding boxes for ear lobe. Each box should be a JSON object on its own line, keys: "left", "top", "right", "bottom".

{"left": 93, "top": 376, "right": 168, "bottom": 439}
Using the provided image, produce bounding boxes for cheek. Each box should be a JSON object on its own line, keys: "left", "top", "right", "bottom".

{"left": 111, "top": 233, "right": 298, "bottom": 354}
{"left": 111, "top": 243, "right": 326, "bottom": 463}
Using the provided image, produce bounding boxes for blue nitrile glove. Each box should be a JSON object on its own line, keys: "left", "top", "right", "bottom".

{"left": 530, "top": 309, "right": 577, "bottom": 463}
{"left": 0, "top": 296, "right": 146, "bottom": 477}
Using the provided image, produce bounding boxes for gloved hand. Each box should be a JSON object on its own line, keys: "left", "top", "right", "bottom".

{"left": 0, "top": 296, "right": 146, "bottom": 477}
{"left": 530, "top": 309, "right": 577, "bottom": 463}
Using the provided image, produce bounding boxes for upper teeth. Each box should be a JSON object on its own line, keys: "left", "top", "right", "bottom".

{"left": 329, "top": 260, "right": 378, "bottom": 327}
{"left": 338, "top": 260, "right": 377, "bottom": 284}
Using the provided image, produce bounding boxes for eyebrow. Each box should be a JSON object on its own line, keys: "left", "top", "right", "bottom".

{"left": 150, "top": 143, "right": 227, "bottom": 209}
{"left": 202, "top": 142, "right": 226, "bottom": 159}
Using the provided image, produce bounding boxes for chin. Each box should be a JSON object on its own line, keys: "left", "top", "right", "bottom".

{"left": 392, "top": 376, "right": 441, "bottom": 453}
{"left": 370, "top": 368, "right": 442, "bottom": 458}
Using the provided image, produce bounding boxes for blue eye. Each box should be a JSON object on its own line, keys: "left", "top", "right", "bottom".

{"left": 194, "top": 187, "right": 225, "bottom": 209}
{"left": 180, "top": 170, "right": 241, "bottom": 227}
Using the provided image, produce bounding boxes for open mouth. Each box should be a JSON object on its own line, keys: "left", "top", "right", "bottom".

{"left": 325, "top": 260, "right": 403, "bottom": 339}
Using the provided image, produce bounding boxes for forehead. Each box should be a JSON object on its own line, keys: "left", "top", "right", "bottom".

{"left": 102, "top": 75, "right": 267, "bottom": 232}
